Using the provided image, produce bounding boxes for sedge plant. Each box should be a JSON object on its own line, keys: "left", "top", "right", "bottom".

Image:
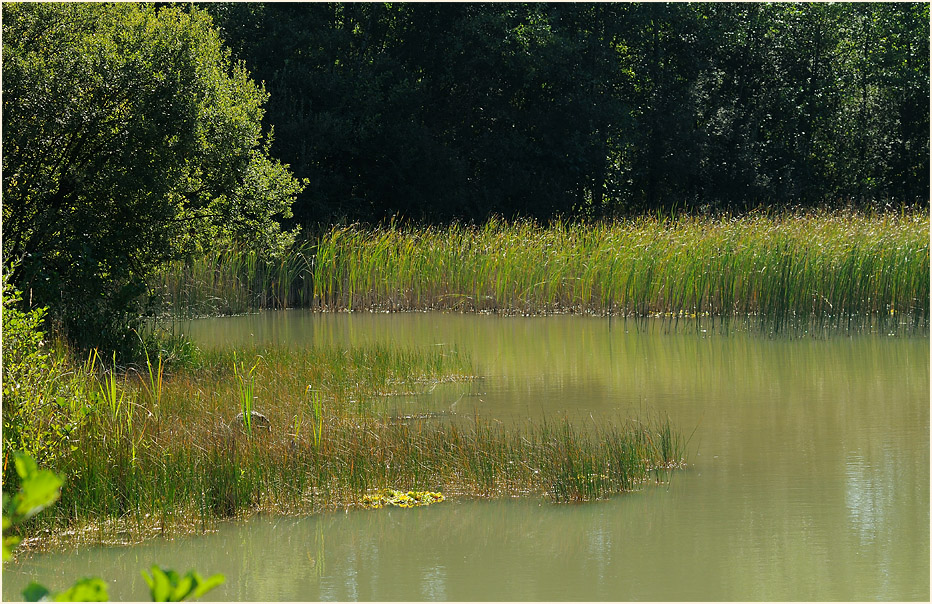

{"left": 306, "top": 386, "right": 324, "bottom": 449}
{"left": 231, "top": 353, "right": 261, "bottom": 436}
{"left": 155, "top": 211, "right": 929, "bottom": 333}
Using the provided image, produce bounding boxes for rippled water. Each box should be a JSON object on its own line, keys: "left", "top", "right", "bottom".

{"left": 4, "top": 312, "right": 928, "bottom": 601}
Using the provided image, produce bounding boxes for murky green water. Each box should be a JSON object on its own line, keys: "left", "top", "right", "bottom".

{"left": 4, "top": 312, "right": 929, "bottom": 600}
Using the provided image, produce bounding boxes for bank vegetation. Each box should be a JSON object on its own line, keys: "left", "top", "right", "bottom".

{"left": 154, "top": 211, "right": 930, "bottom": 333}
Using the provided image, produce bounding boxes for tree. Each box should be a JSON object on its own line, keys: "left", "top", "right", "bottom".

{"left": 2, "top": 3, "right": 304, "bottom": 351}
{"left": 207, "top": 3, "right": 928, "bottom": 222}
{"left": 827, "top": 3, "right": 930, "bottom": 204}
{"left": 209, "top": 3, "right": 640, "bottom": 223}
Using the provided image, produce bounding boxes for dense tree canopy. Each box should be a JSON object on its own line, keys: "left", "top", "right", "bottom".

{"left": 2, "top": 3, "right": 304, "bottom": 349}
{"left": 207, "top": 2, "right": 929, "bottom": 224}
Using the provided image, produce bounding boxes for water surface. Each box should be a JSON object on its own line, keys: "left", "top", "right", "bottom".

{"left": 4, "top": 312, "right": 928, "bottom": 600}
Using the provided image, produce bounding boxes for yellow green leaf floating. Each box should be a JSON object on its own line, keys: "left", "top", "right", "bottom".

{"left": 361, "top": 489, "right": 444, "bottom": 509}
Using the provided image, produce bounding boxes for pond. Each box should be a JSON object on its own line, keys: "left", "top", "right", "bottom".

{"left": 4, "top": 312, "right": 929, "bottom": 600}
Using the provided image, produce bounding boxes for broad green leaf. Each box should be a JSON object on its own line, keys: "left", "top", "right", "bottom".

{"left": 144, "top": 566, "right": 185, "bottom": 601}
{"left": 143, "top": 566, "right": 171, "bottom": 602}
{"left": 191, "top": 573, "right": 226, "bottom": 600}
{"left": 14, "top": 469, "right": 64, "bottom": 520}
{"left": 10, "top": 452, "right": 64, "bottom": 521}
{"left": 142, "top": 566, "right": 224, "bottom": 601}
{"left": 22, "top": 581, "right": 51, "bottom": 602}
{"left": 173, "top": 573, "right": 194, "bottom": 600}
{"left": 3, "top": 494, "right": 16, "bottom": 561}
{"left": 14, "top": 452, "right": 40, "bottom": 481}
{"left": 53, "top": 577, "right": 109, "bottom": 602}
{"left": 4, "top": 534, "right": 22, "bottom": 562}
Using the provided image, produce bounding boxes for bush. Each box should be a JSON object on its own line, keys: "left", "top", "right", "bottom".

{"left": 2, "top": 274, "right": 92, "bottom": 489}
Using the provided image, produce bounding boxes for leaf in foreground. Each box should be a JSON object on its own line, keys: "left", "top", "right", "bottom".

{"left": 23, "top": 578, "right": 109, "bottom": 602}
{"left": 12, "top": 452, "right": 64, "bottom": 521}
{"left": 142, "top": 566, "right": 226, "bottom": 602}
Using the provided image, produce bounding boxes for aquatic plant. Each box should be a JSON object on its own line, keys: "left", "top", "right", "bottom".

{"left": 140, "top": 348, "right": 165, "bottom": 409}
{"left": 231, "top": 354, "right": 260, "bottom": 436}
{"left": 306, "top": 212, "right": 929, "bottom": 331}
{"left": 360, "top": 489, "right": 445, "bottom": 509}
{"left": 152, "top": 211, "right": 929, "bottom": 332}
{"left": 94, "top": 352, "right": 128, "bottom": 433}
{"left": 150, "top": 240, "right": 317, "bottom": 318}
{"left": 307, "top": 386, "right": 324, "bottom": 449}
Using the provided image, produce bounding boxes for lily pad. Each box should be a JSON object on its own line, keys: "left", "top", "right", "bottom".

{"left": 360, "top": 489, "right": 444, "bottom": 509}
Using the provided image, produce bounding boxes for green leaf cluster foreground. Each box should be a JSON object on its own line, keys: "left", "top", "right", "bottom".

{"left": 3, "top": 453, "right": 225, "bottom": 602}
{"left": 22, "top": 578, "right": 109, "bottom": 603}
{"left": 2, "top": 453, "right": 63, "bottom": 561}
{"left": 141, "top": 567, "right": 226, "bottom": 603}
{"left": 2, "top": 2, "right": 304, "bottom": 354}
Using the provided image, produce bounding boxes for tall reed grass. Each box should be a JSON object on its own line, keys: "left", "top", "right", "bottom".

{"left": 150, "top": 240, "right": 316, "bottom": 317}
{"left": 152, "top": 211, "right": 929, "bottom": 331}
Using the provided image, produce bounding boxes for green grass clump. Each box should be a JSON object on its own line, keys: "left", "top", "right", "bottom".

{"left": 153, "top": 210, "right": 929, "bottom": 332}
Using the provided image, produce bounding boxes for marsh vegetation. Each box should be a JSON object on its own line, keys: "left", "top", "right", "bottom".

{"left": 154, "top": 211, "right": 929, "bottom": 333}
{"left": 3, "top": 325, "right": 685, "bottom": 552}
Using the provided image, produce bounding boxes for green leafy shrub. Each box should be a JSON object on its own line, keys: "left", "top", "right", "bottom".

{"left": 2, "top": 276, "right": 92, "bottom": 488}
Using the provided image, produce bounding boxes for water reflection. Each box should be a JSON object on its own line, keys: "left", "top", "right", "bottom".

{"left": 846, "top": 453, "right": 884, "bottom": 545}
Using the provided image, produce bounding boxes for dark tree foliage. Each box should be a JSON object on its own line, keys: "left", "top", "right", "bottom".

{"left": 207, "top": 2, "right": 929, "bottom": 224}
{"left": 2, "top": 3, "right": 304, "bottom": 352}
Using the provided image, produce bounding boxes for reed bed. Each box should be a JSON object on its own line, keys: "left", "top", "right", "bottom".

{"left": 17, "top": 343, "right": 684, "bottom": 550}
{"left": 153, "top": 211, "right": 929, "bottom": 331}
{"left": 150, "top": 240, "right": 317, "bottom": 317}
